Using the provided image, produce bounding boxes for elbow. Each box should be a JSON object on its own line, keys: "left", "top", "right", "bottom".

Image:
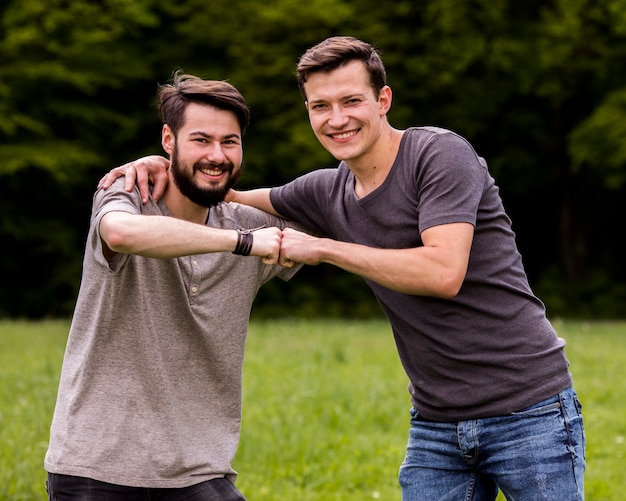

{"left": 103, "top": 231, "right": 128, "bottom": 253}
{"left": 401, "top": 274, "right": 463, "bottom": 299}
{"left": 437, "top": 286, "right": 462, "bottom": 300}
{"left": 100, "top": 216, "right": 132, "bottom": 253}
{"left": 433, "top": 273, "right": 465, "bottom": 299}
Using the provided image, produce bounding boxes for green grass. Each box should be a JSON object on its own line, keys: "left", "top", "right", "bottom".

{"left": 0, "top": 320, "right": 67, "bottom": 500}
{"left": 0, "top": 319, "right": 624, "bottom": 500}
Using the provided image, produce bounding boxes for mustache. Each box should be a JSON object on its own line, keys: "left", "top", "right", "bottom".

{"left": 193, "top": 160, "right": 234, "bottom": 172}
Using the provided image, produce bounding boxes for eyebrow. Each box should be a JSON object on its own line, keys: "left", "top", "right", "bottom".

{"left": 308, "top": 93, "right": 366, "bottom": 104}
{"left": 188, "top": 131, "right": 241, "bottom": 140}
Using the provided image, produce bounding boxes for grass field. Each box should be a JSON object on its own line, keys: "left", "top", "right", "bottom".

{"left": 0, "top": 319, "right": 624, "bottom": 500}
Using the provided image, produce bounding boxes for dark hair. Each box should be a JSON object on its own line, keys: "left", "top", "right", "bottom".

{"left": 156, "top": 71, "right": 250, "bottom": 136}
{"left": 296, "top": 36, "right": 387, "bottom": 100}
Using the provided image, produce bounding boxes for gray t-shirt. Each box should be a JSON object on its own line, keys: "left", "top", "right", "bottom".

{"left": 271, "top": 126, "right": 572, "bottom": 421}
{"left": 45, "top": 179, "right": 298, "bottom": 487}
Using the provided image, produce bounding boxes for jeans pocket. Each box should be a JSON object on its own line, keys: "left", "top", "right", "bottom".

{"left": 510, "top": 399, "right": 561, "bottom": 417}
{"left": 574, "top": 395, "right": 583, "bottom": 413}
{"left": 571, "top": 395, "right": 586, "bottom": 461}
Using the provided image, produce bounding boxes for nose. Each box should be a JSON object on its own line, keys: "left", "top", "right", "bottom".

{"left": 328, "top": 105, "right": 349, "bottom": 128}
{"left": 205, "top": 143, "right": 226, "bottom": 163}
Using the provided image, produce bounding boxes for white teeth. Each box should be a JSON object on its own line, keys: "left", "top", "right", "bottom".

{"left": 332, "top": 131, "right": 357, "bottom": 139}
{"left": 201, "top": 168, "right": 222, "bottom": 176}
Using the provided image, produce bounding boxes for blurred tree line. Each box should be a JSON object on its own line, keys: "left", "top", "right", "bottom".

{"left": 1, "top": 0, "right": 625, "bottom": 319}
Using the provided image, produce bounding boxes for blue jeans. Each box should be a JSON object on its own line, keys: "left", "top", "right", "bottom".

{"left": 46, "top": 474, "right": 246, "bottom": 501}
{"left": 398, "top": 386, "right": 585, "bottom": 500}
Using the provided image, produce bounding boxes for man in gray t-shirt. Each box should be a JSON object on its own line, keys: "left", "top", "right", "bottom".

{"left": 45, "top": 73, "right": 298, "bottom": 499}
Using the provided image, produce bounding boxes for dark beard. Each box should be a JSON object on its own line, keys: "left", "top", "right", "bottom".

{"left": 170, "top": 149, "right": 242, "bottom": 208}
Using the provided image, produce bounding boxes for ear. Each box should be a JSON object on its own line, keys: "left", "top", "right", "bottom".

{"left": 162, "top": 124, "right": 174, "bottom": 155}
{"left": 378, "top": 85, "right": 393, "bottom": 116}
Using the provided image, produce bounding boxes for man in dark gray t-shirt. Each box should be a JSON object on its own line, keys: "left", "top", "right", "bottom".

{"left": 227, "top": 37, "right": 585, "bottom": 501}
{"left": 270, "top": 126, "right": 572, "bottom": 422}
{"left": 102, "top": 37, "right": 586, "bottom": 501}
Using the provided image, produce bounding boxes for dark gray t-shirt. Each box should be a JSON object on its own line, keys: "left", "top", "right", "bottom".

{"left": 271, "top": 126, "right": 572, "bottom": 421}
{"left": 45, "top": 179, "right": 299, "bottom": 487}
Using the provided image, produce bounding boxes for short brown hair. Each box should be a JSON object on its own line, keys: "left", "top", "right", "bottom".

{"left": 296, "top": 36, "right": 387, "bottom": 100}
{"left": 156, "top": 71, "right": 250, "bottom": 136}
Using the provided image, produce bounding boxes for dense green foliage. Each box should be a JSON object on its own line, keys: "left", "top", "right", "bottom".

{"left": 1, "top": 319, "right": 624, "bottom": 499}
{"left": 1, "top": 1, "right": 625, "bottom": 318}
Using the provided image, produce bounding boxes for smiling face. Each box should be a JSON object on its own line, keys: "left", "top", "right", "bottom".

{"left": 304, "top": 60, "right": 393, "bottom": 168}
{"left": 162, "top": 102, "right": 243, "bottom": 208}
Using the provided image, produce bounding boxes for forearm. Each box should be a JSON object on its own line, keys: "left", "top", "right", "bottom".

{"left": 317, "top": 240, "right": 462, "bottom": 298}
{"left": 279, "top": 225, "right": 469, "bottom": 297}
{"left": 229, "top": 188, "right": 282, "bottom": 217}
{"left": 100, "top": 211, "right": 237, "bottom": 258}
{"left": 309, "top": 222, "right": 473, "bottom": 297}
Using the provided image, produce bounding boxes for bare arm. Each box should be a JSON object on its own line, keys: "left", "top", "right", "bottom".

{"left": 279, "top": 222, "right": 474, "bottom": 298}
{"left": 100, "top": 211, "right": 283, "bottom": 265}
{"left": 227, "top": 188, "right": 282, "bottom": 217}
{"left": 98, "top": 156, "right": 170, "bottom": 203}
{"left": 97, "top": 157, "right": 282, "bottom": 220}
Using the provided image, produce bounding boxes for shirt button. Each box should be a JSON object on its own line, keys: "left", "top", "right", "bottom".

{"left": 191, "top": 286, "right": 198, "bottom": 293}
